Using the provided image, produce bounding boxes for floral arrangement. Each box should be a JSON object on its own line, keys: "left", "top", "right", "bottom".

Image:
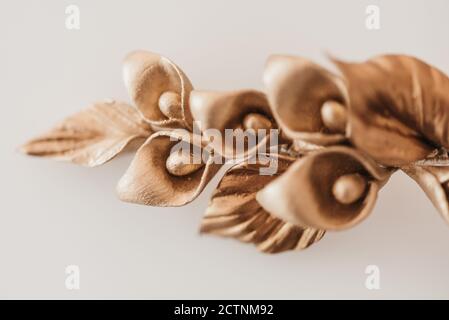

{"left": 22, "top": 51, "right": 449, "bottom": 253}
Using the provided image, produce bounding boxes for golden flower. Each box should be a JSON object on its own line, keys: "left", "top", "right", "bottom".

{"left": 190, "top": 89, "right": 278, "bottom": 158}
{"left": 123, "top": 50, "right": 194, "bottom": 130}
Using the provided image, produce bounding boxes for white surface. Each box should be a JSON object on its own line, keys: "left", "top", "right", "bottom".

{"left": 1, "top": 0, "right": 449, "bottom": 299}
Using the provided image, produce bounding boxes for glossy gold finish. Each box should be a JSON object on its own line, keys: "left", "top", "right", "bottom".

{"left": 21, "top": 50, "right": 449, "bottom": 253}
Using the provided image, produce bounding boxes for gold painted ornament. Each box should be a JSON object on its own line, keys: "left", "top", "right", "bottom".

{"left": 21, "top": 50, "right": 449, "bottom": 253}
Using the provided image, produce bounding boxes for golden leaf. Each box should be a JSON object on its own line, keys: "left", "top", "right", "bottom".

{"left": 334, "top": 54, "right": 449, "bottom": 166}
{"left": 21, "top": 101, "right": 152, "bottom": 167}
{"left": 263, "top": 55, "right": 348, "bottom": 145}
{"left": 200, "top": 154, "right": 325, "bottom": 253}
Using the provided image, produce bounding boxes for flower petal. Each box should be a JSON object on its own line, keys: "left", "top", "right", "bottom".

{"left": 334, "top": 54, "right": 449, "bottom": 166}
{"left": 200, "top": 154, "right": 325, "bottom": 253}
{"left": 256, "top": 147, "right": 392, "bottom": 230}
{"left": 21, "top": 101, "right": 152, "bottom": 167}
{"left": 263, "top": 55, "right": 348, "bottom": 145}
{"left": 117, "top": 130, "right": 222, "bottom": 206}
{"left": 123, "top": 50, "right": 193, "bottom": 129}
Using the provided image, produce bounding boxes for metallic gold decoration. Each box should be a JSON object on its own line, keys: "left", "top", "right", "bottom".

{"left": 116, "top": 130, "right": 222, "bottom": 207}
{"left": 256, "top": 146, "right": 392, "bottom": 230}
{"left": 123, "top": 51, "right": 193, "bottom": 130}
{"left": 189, "top": 89, "right": 274, "bottom": 158}
{"left": 21, "top": 50, "right": 449, "bottom": 253}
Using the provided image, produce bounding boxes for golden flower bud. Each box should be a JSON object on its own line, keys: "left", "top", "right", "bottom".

{"left": 332, "top": 173, "right": 367, "bottom": 204}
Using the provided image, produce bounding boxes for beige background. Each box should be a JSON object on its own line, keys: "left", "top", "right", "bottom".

{"left": 2, "top": 0, "right": 449, "bottom": 299}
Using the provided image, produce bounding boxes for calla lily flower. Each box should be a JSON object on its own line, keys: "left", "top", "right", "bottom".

{"left": 123, "top": 50, "right": 194, "bottom": 130}
{"left": 190, "top": 89, "right": 278, "bottom": 159}
{"left": 264, "top": 55, "right": 349, "bottom": 145}
{"left": 256, "top": 147, "right": 392, "bottom": 230}
{"left": 117, "top": 130, "right": 221, "bottom": 206}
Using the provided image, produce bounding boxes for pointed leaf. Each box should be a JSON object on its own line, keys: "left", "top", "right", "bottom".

{"left": 21, "top": 101, "right": 152, "bottom": 167}
{"left": 334, "top": 54, "right": 449, "bottom": 166}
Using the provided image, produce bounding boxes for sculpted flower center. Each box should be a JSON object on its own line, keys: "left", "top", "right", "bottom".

{"left": 320, "top": 100, "right": 347, "bottom": 133}
{"left": 158, "top": 91, "right": 182, "bottom": 119}
{"left": 332, "top": 173, "right": 367, "bottom": 205}
{"left": 165, "top": 151, "right": 204, "bottom": 176}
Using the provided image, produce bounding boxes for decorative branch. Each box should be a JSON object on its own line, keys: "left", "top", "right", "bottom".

{"left": 21, "top": 50, "right": 449, "bottom": 253}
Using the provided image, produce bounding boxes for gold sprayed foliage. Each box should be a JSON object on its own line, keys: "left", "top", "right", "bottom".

{"left": 21, "top": 101, "right": 152, "bottom": 167}
{"left": 21, "top": 50, "right": 449, "bottom": 253}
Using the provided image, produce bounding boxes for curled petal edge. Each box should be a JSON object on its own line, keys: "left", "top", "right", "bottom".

{"left": 123, "top": 50, "right": 194, "bottom": 130}
{"left": 117, "top": 130, "right": 222, "bottom": 207}
{"left": 263, "top": 54, "right": 349, "bottom": 145}
{"left": 256, "top": 146, "right": 392, "bottom": 230}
